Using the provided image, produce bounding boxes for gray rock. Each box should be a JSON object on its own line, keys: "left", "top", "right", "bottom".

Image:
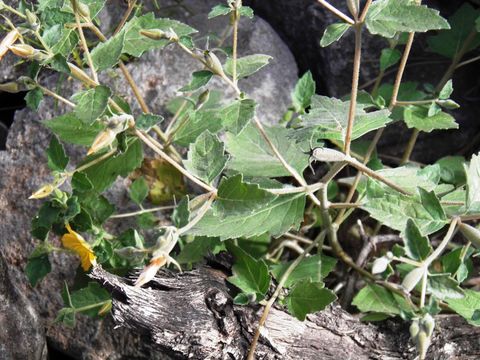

{"left": 0, "top": 1, "right": 298, "bottom": 359}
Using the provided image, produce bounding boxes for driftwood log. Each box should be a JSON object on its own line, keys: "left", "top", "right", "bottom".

{"left": 89, "top": 263, "right": 480, "bottom": 359}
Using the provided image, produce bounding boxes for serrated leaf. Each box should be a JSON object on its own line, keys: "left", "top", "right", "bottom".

{"left": 91, "top": 31, "right": 126, "bottom": 71}
{"left": 174, "top": 108, "right": 224, "bottom": 146}
{"left": 208, "top": 4, "right": 232, "bottom": 18}
{"left": 222, "top": 98, "right": 256, "bottom": 135}
{"left": 44, "top": 113, "right": 105, "bottom": 146}
{"left": 179, "top": 70, "right": 213, "bottom": 92}
{"left": 188, "top": 192, "right": 306, "bottom": 240}
{"left": 352, "top": 283, "right": 402, "bottom": 315}
{"left": 42, "top": 25, "right": 78, "bottom": 56}
{"left": 366, "top": 0, "right": 450, "bottom": 38}
{"left": 183, "top": 131, "right": 229, "bottom": 184}
{"left": 427, "top": 4, "right": 480, "bottom": 58}
{"left": 380, "top": 48, "right": 401, "bottom": 71}
{"left": 404, "top": 105, "right": 458, "bottom": 132}
{"left": 26, "top": 252, "right": 51, "bottom": 287}
{"left": 286, "top": 281, "right": 336, "bottom": 321}
{"left": 72, "top": 85, "right": 111, "bottom": 125}
{"left": 214, "top": 174, "right": 277, "bottom": 217}
{"left": 320, "top": 23, "right": 351, "bottom": 47}
{"left": 135, "top": 113, "right": 163, "bottom": 131}
{"left": 46, "top": 135, "right": 69, "bottom": 172}
{"left": 439, "top": 80, "right": 454, "bottom": 99}
{"left": 80, "top": 139, "right": 143, "bottom": 192}
{"left": 300, "top": 95, "right": 392, "bottom": 142}
{"left": 270, "top": 254, "right": 336, "bottom": 288}
{"left": 446, "top": 289, "right": 480, "bottom": 326}
{"left": 129, "top": 177, "right": 149, "bottom": 205}
{"left": 25, "top": 88, "right": 44, "bottom": 111}
{"left": 427, "top": 273, "right": 464, "bottom": 300}
{"left": 403, "top": 219, "right": 432, "bottom": 261}
{"left": 227, "top": 243, "right": 270, "bottom": 302}
{"left": 362, "top": 180, "right": 447, "bottom": 235}
{"left": 239, "top": 6, "right": 254, "bottom": 19}
{"left": 226, "top": 124, "right": 309, "bottom": 177}
{"left": 224, "top": 54, "right": 272, "bottom": 79}
{"left": 378, "top": 81, "right": 426, "bottom": 120}
{"left": 176, "top": 236, "right": 223, "bottom": 264}
{"left": 292, "top": 71, "right": 315, "bottom": 112}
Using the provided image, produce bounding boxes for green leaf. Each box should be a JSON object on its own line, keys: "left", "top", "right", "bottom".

{"left": 352, "top": 283, "right": 402, "bottom": 315}
{"left": 402, "top": 219, "right": 432, "bottom": 261}
{"left": 81, "top": 139, "right": 143, "bottom": 192}
{"left": 174, "top": 109, "right": 224, "bottom": 146}
{"left": 301, "top": 95, "right": 392, "bottom": 142}
{"left": 129, "top": 177, "right": 149, "bottom": 205}
{"left": 72, "top": 85, "right": 111, "bottom": 125}
{"left": 404, "top": 106, "right": 458, "bottom": 133}
{"left": 320, "top": 23, "right": 351, "bottom": 47}
{"left": 68, "top": 282, "right": 111, "bottom": 317}
{"left": 72, "top": 172, "right": 94, "bottom": 192}
{"left": 227, "top": 243, "right": 270, "bottom": 302}
{"left": 135, "top": 113, "right": 163, "bottom": 131}
{"left": 188, "top": 192, "right": 306, "bottom": 240}
{"left": 465, "top": 154, "right": 480, "bottom": 212}
{"left": 427, "top": 273, "right": 464, "bottom": 300}
{"left": 183, "top": 131, "right": 229, "bottom": 184}
{"left": 120, "top": 13, "right": 197, "bottom": 58}
{"left": 31, "top": 202, "right": 62, "bottom": 240}
{"left": 222, "top": 98, "right": 256, "bottom": 135}
{"left": 239, "top": 6, "right": 254, "bottom": 19}
{"left": 436, "top": 156, "right": 466, "bottom": 186}
{"left": 366, "top": 0, "right": 450, "bottom": 38}
{"left": 214, "top": 174, "right": 277, "bottom": 217}
{"left": 362, "top": 180, "right": 447, "bottom": 235}
{"left": 176, "top": 236, "right": 223, "bottom": 264}
{"left": 380, "top": 48, "right": 401, "bottom": 71}
{"left": 226, "top": 124, "right": 309, "bottom": 177}
{"left": 286, "top": 281, "right": 336, "bottom": 321}
{"left": 439, "top": 80, "right": 454, "bottom": 100}
{"left": 270, "top": 254, "right": 336, "bottom": 288}
{"left": 208, "top": 4, "right": 232, "bottom": 18}
{"left": 292, "top": 71, "right": 316, "bottom": 112}
{"left": 46, "top": 136, "right": 69, "bottom": 172}
{"left": 56, "top": 307, "right": 76, "bottom": 327}
{"left": 427, "top": 4, "right": 480, "bottom": 58}
{"left": 25, "top": 88, "right": 44, "bottom": 111}
{"left": 224, "top": 54, "right": 272, "bottom": 79}
{"left": 42, "top": 25, "right": 78, "bottom": 56}
{"left": 44, "top": 113, "right": 106, "bottom": 146}
{"left": 446, "top": 289, "right": 480, "bottom": 326}
{"left": 26, "top": 251, "right": 51, "bottom": 287}
{"left": 172, "top": 196, "right": 190, "bottom": 228}
{"left": 378, "top": 81, "right": 426, "bottom": 120}
{"left": 91, "top": 31, "right": 126, "bottom": 71}
{"left": 179, "top": 70, "right": 213, "bottom": 92}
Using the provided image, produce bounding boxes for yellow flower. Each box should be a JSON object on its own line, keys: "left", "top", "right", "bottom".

{"left": 61, "top": 224, "right": 97, "bottom": 271}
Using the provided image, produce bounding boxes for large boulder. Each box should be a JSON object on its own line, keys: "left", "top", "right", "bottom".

{"left": 0, "top": 1, "right": 299, "bottom": 359}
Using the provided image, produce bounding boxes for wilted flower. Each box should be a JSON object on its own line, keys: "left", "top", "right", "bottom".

{"left": 0, "top": 30, "right": 19, "bottom": 60}
{"left": 29, "top": 184, "right": 55, "bottom": 199}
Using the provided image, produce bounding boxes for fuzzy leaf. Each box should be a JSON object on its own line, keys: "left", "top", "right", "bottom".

{"left": 380, "top": 48, "right": 401, "bottom": 71}
{"left": 366, "top": 0, "right": 450, "bottom": 38}
{"left": 176, "top": 236, "right": 223, "bottom": 264}
{"left": 208, "top": 4, "right": 232, "bottom": 18}
{"left": 403, "top": 219, "right": 432, "bottom": 261}
{"left": 135, "top": 113, "right": 163, "bottom": 131}
{"left": 72, "top": 86, "right": 111, "bottom": 125}
{"left": 224, "top": 54, "right": 272, "bottom": 79}
{"left": 26, "top": 250, "right": 51, "bottom": 287}
{"left": 129, "top": 177, "right": 149, "bottom": 205}
{"left": 286, "top": 281, "right": 336, "bottom": 321}
{"left": 25, "top": 88, "right": 44, "bottom": 111}
{"left": 404, "top": 106, "right": 458, "bottom": 133}
{"left": 44, "top": 113, "right": 105, "bottom": 146}
{"left": 320, "top": 23, "right": 351, "bottom": 47}
{"left": 352, "top": 284, "right": 402, "bottom": 315}
{"left": 174, "top": 109, "right": 224, "bottom": 146}
{"left": 183, "top": 131, "right": 229, "bottom": 184}
{"left": 179, "top": 70, "right": 213, "bottom": 92}
{"left": 446, "top": 289, "right": 480, "bottom": 326}
{"left": 222, "top": 98, "right": 256, "bottom": 135}
{"left": 46, "top": 136, "right": 69, "bottom": 172}
{"left": 427, "top": 273, "right": 464, "bottom": 300}
{"left": 465, "top": 154, "right": 480, "bottom": 212}
{"left": 91, "top": 31, "right": 126, "bottom": 71}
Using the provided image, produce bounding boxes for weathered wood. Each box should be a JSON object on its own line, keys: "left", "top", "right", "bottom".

{"left": 90, "top": 264, "right": 480, "bottom": 359}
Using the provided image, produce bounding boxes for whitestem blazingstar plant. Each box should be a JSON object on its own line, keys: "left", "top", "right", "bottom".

{"left": 1, "top": 1, "right": 480, "bottom": 359}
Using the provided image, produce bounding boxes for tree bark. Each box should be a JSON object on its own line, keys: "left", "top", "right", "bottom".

{"left": 89, "top": 263, "right": 480, "bottom": 359}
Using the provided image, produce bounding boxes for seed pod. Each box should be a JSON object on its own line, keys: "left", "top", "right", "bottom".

{"left": 421, "top": 313, "right": 435, "bottom": 337}
{"left": 67, "top": 62, "right": 97, "bottom": 86}
{"left": 371, "top": 256, "right": 391, "bottom": 275}
{"left": 140, "top": 29, "right": 167, "bottom": 40}
{"left": 0, "top": 30, "right": 20, "bottom": 60}
{"left": 204, "top": 50, "right": 225, "bottom": 76}
{"left": 87, "top": 129, "right": 116, "bottom": 155}
{"left": 458, "top": 222, "right": 480, "bottom": 249}
{"left": 0, "top": 81, "right": 19, "bottom": 93}
{"left": 9, "top": 44, "right": 36, "bottom": 58}
{"left": 436, "top": 99, "right": 460, "bottom": 109}
{"left": 311, "top": 147, "right": 347, "bottom": 162}
{"left": 346, "top": 0, "right": 359, "bottom": 18}
{"left": 402, "top": 266, "right": 426, "bottom": 293}
{"left": 29, "top": 184, "right": 55, "bottom": 199}
{"left": 409, "top": 319, "right": 420, "bottom": 339}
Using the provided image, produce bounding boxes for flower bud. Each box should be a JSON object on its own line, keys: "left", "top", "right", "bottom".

{"left": 26, "top": 9, "right": 39, "bottom": 30}
{"left": 74, "top": 0, "right": 91, "bottom": 18}
{"left": 346, "top": 0, "right": 359, "bottom": 18}
{"left": 402, "top": 266, "right": 426, "bottom": 293}
{"left": 371, "top": 256, "right": 391, "bottom": 275}
{"left": 409, "top": 319, "right": 420, "bottom": 339}
{"left": 204, "top": 50, "right": 225, "bottom": 76}
{"left": 87, "top": 129, "right": 116, "bottom": 155}
{"left": 196, "top": 89, "right": 210, "bottom": 110}
{"left": 0, "top": 30, "right": 20, "bottom": 60}
{"left": 311, "top": 147, "right": 347, "bottom": 162}
{"left": 421, "top": 313, "right": 435, "bottom": 338}
{"left": 0, "top": 81, "right": 19, "bottom": 93}
{"left": 29, "top": 184, "right": 55, "bottom": 199}
{"left": 67, "top": 62, "right": 97, "bottom": 86}
{"left": 8, "top": 44, "right": 36, "bottom": 58}
{"left": 140, "top": 29, "right": 178, "bottom": 41}
{"left": 416, "top": 330, "right": 431, "bottom": 360}
{"left": 458, "top": 222, "right": 480, "bottom": 249}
